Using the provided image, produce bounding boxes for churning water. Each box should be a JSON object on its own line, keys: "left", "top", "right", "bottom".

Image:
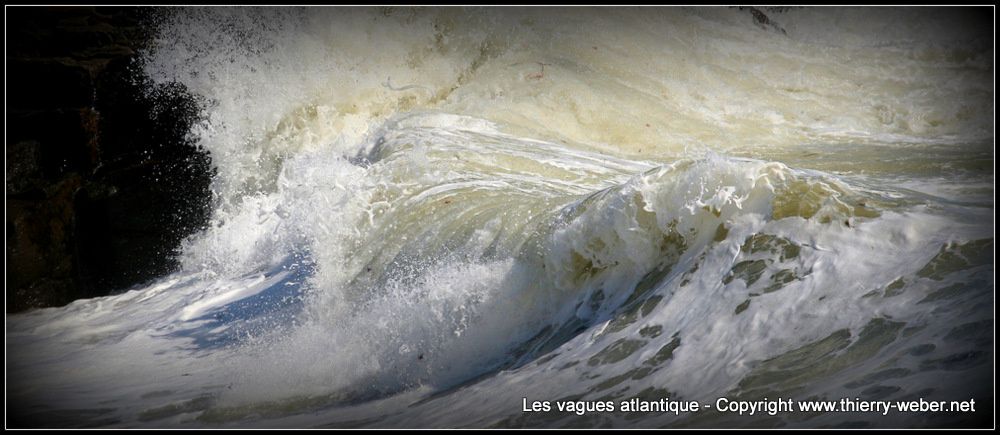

{"left": 7, "top": 7, "right": 993, "bottom": 428}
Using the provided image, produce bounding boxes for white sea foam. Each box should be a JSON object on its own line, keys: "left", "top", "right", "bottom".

{"left": 7, "top": 7, "right": 992, "bottom": 428}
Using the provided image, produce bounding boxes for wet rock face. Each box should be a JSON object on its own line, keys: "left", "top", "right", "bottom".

{"left": 6, "top": 7, "right": 213, "bottom": 312}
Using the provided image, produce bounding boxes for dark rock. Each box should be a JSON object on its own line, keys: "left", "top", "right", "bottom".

{"left": 7, "top": 109, "right": 97, "bottom": 179}
{"left": 6, "top": 140, "right": 44, "bottom": 197}
{"left": 6, "top": 59, "right": 94, "bottom": 109}
{"left": 76, "top": 66, "right": 213, "bottom": 292}
{"left": 54, "top": 26, "right": 117, "bottom": 52}
{"left": 7, "top": 176, "right": 83, "bottom": 311}
{"left": 6, "top": 6, "right": 213, "bottom": 312}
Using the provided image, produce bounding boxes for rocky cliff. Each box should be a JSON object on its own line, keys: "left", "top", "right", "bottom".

{"left": 6, "top": 6, "right": 213, "bottom": 312}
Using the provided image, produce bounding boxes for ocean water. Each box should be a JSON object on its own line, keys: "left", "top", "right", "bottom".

{"left": 7, "top": 7, "right": 993, "bottom": 428}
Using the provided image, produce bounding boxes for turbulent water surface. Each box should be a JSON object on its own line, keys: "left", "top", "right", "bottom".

{"left": 7, "top": 7, "right": 994, "bottom": 428}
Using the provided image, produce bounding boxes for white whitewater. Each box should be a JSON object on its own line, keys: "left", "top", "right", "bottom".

{"left": 7, "top": 7, "right": 993, "bottom": 428}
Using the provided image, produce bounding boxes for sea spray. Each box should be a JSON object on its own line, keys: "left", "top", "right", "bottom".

{"left": 8, "top": 7, "right": 991, "bottom": 428}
